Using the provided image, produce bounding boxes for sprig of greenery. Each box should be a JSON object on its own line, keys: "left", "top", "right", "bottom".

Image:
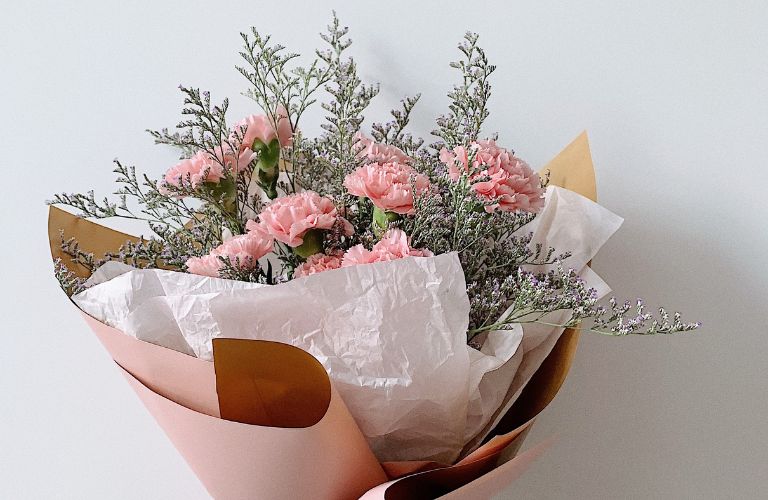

{"left": 467, "top": 267, "right": 700, "bottom": 340}
{"left": 432, "top": 32, "right": 496, "bottom": 147}
{"left": 371, "top": 95, "right": 424, "bottom": 155}
{"left": 53, "top": 258, "right": 86, "bottom": 296}
{"left": 237, "top": 27, "right": 333, "bottom": 132}
{"left": 48, "top": 161, "right": 195, "bottom": 229}
{"left": 314, "top": 14, "right": 379, "bottom": 191}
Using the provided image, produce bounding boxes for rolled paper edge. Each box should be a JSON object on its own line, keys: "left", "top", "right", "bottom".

{"left": 118, "top": 363, "right": 387, "bottom": 500}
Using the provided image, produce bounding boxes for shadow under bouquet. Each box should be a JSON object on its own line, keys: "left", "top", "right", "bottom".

{"left": 48, "top": 14, "right": 698, "bottom": 500}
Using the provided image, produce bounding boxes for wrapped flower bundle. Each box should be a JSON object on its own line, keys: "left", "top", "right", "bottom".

{"left": 48, "top": 15, "right": 698, "bottom": 499}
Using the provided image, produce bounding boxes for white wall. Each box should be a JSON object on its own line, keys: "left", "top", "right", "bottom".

{"left": 2, "top": 1, "right": 766, "bottom": 498}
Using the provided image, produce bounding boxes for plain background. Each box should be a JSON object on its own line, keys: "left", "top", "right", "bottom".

{"left": 2, "top": 0, "right": 767, "bottom": 498}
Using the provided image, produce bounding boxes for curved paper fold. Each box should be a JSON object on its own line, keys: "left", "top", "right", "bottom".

{"left": 541, "top": 131, "right": 597, "bottom": 202}
{"left": 48, "top": 132, "right": 597, "bottom": 499}
{"left": 213, "top": 338, "right": 332, "bottom": 428}
{"left": 365, "top": 422, "right": 534, "bottom": 498}
{"left": 81, "top": 312, "right": 220, "bottom": 417}
{"left": 490, "top": 131, "right": 595, "bottom": 434}
{"left": 434, "top": 437, "right": 554, "bottom": 500}
{"left": 81, "top": 310, "right": 386, "bottom": 499}
{"left": 119, "top": 364, "right": 385, "bottom": 500}
{"left": 48, "top": 206, "right": 139, "bottom": 279}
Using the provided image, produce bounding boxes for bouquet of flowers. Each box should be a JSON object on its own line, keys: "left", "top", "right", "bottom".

{"left": 48, "top": 15, "right": 698, "bottom": 499}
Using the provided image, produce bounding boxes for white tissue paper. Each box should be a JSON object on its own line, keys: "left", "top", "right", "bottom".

{"left": 73, "top": 186, "right": 623, "bottom": 463}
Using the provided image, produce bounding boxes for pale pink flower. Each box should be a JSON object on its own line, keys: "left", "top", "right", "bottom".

{"left": 185, "top": 232, "right": 274, "bottom": 278}
{"left": 440, "top": 140, "right": 545, "bottom": 213}
{"left": 232, "top": 105, "right": 293, "bottom": 150}
{"left": 257, "top": 191, "right": 350, "bottom": 247}
{"left": 185, "top": 254, "right": 222, "bottom": 278}
{"left": 274, "top": 105, "right": 292, "bottom": 147}
{"left": 342, "top": 229, "right": 432, "bottom": 267}
{"left": 244, "top": 218, "right": 271, "bottom": 240}
{"left": 216, "top": 233, "right": 273, "bottom": 267}
{"left": 344, "top": 162, "right": 430, "bottom": 215}
{"left": 340, "top": 245, "right": 381, "bottom": 266}
{"left": 293, "top": 252, "right": 343, "bottom": 278}
{"left": 160, "top": 150, "right": 224, "bottom": 193}
{"left": 353, "top": 132, "right": 410, "bottom": 164}
{"left": 214, "top": 144, "right": 258, "bottom": 174}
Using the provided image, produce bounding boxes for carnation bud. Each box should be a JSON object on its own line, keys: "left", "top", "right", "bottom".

{"left": 254, "top": 138, "right": 281, "bottom": 199}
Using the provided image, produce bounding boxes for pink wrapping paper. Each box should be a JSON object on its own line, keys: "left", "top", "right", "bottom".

{"left": 51, "top": 132, "right": 599, "bottom": 498}
{"left": 82, "top": 312, "right": 387, "bottom": 499}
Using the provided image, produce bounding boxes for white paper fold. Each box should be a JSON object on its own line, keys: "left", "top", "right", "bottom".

{"left": 77, "top": 254, "right": 473, "bottom": 462}
{"left": 73, "top": 185, "right": 623, "bottom": 463}
{"left": 461, "top": 186, "right": 623, "bottom": 451}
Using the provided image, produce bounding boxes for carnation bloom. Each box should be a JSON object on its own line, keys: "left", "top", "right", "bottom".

{"left": 255, "top": 191, "right": 351, "bottom": 247}
{"left": 244, "top": 218, "right": 272, "bottom": 241}
{"left": 342, "top": 229, "right": 432, "bottom": 267}
{"left": 184, "top": 254, "right": 222, "bottom": 278}
{"left": 216, "top": 233, "right": 274, "bottom": 267}
{"left": 439, "top": 139, "right": 545, "bottom": 213}
{"left": 354, "top": 132, "right": 410, "bottom": 164}
{"left": 344, "top": 162, "right": 430, "bottom": 215}
{"left": 185, "top": 232, "right": 274, "bottom": 278}
{"left": 232, "top": 105, "right": 293, "bottom": 150}
{"left": 214, "top": 144, "right": 258, "bottom": 174}
{"left": 161, "top": 150, "right": 224, "bottom": 193}
{"left": 293, "top": 252, "right": 343, "bottom": 278}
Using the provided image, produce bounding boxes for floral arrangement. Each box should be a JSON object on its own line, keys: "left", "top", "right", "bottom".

{"left": 50, "top": 15, "right": 698, "bottom": 341}
{"left": 46, "top": 14, "right": 703, "bottom": 497}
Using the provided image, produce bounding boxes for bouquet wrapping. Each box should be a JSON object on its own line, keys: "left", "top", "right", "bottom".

{"left": 51, "top": 133, "right": 607, "bottom": 499}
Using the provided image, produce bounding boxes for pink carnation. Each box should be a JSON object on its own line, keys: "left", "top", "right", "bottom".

{"left": 232, "top": 105, "right": 293, "bottom": 149}
{"left": 161, "top": 150, "right": 224, "bottom": 192}
{"left": 184, "top": 254, "right": 222, "bottom": 278}
{"left": 217, "top": 233, "right": 273, "bottom": 267}
{"left": 354, "top": 132, "right": 410, "bottom": 164}
{"left": 244, "top": 218, "right": 272, "bottom": 241}
{"left": 185, "top": 232, "right": 274, "bottom": 278}
{"left": 293, "top": 252, "right": 343, "bottom": 278}
{"left": 342, "top": 229, "right": 432, "bottom": 267}
{"left": 344, "top": 162, "right": 430, "bottom": 215}
{"left": 256, "top": 191, "right": 351, "bottom": 247}
{"left": 214, "top": 144, "right": 258, "bottom": 174}
{"left": 440, "top": 140, "right": 545, "bottom": 213}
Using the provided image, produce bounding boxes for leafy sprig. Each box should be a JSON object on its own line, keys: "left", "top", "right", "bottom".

{"left": 371, "top": 95, "right": 424, "bottom": 155}
{"left": 433, "top": 32, "right": 496, "bottom": 147}
{"left": 53, "top": 258, "right": 86, "bottom": 296}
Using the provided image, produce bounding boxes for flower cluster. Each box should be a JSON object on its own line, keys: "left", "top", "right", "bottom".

{"left": 342, "top": 229, "right": 432, "bottom": 266}
{"left": 232, "top": 105, "right": 293, "bottom": 150}
{"left": 252, "top": 191, "right": 350, "bottom": 248}
{"left": 354, "top": 132, "right": 411, "bottom": 164}
{"left": 344, "top": 162, "right": 429, "bottom": 215}
{"left": 186, "top": 232, "right": 273, "bottom": 278}
{"left": 160, "top": 150, "right": 224, "bottom": 193}
{"left": 50, "top": 15, "right": 698, "bottom": 339}
{"left": 440, "top": 140, "right": 545, "bottom": 213}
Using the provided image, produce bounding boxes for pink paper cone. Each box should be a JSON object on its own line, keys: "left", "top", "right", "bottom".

{"left": 50, "top": 132, "right": 599, "bottom": 499}
{"left": 83, "top": 313, "right": 387, "bottom": 499}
